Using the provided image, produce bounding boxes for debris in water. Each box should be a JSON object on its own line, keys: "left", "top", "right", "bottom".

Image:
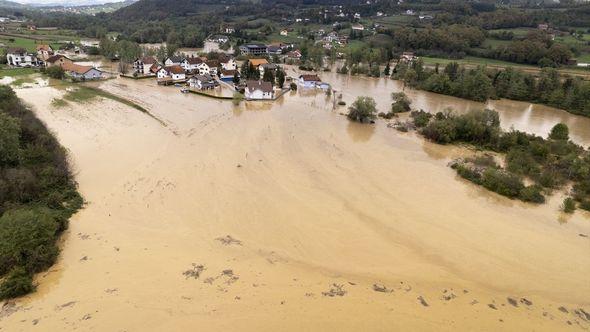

{"left": 373, "top": 284, "right": 393, "bottom": 293}
{"left": 559, "top": 306, "right": 569, "bottom": 313}
{"left": 322, "top": 284, "right": 346, "bottom": 297}
{"left": 488, "top": 304, "right": 498, "bottom": 310}
{"left": 520, "top": 298, "right": 533, "bottom": 306}
{"left": 507, "top": 297, "right": 518, "bottom": 307}
{"left": 215, "top": 235, "right": 242, "bottom": 246}
{"left": 82, "top": 314, "right": 92, "bottom": 320}
{"left": 417, "top": 296, "right": 429, "bottom": 307}
{"left": 183, "top": 264, "right": 206, "bottom": 279}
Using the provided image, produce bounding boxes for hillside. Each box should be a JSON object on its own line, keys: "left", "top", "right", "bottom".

{"left": 0, "top": 0, "right": 25, "bottom": 8}
{"left": 112, "top": 0, "right": 238, "bottom": 20}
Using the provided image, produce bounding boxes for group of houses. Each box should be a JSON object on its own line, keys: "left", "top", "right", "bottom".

{"left": 4, "top": 44, "right": 104, "bottom": 80}
{"left": 132, "top": 54, "right": 239, "bottom": 88}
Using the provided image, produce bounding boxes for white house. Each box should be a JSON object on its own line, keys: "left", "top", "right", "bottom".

{"left": 164, "top": 56, "right": 183, "bottom": 67}
{"left": 245, "top": 80, "right": 274, "bottom": 100}
{"left": 352, "top": 24, "right": 364, "bottom": 31}
{"left": 219, "top": 69, "right": 238, "bottom": 82}
{"left": 181, "top": 57, "right": 203, "bottom": 72}
{"left": 219, "top": 57, "right": 237, "bottom": 71}
{"left": 189, "top": 74, "right": 217, "bottom": 90}
{"left": 206, "top": 60, "right": 219, "bottom": 76}
{"left": 400, "top": 51, "right": 417, "bottom": 63}
{"left": 157, "top": 65, "right": 186, "bottom": 81}
{"left": 6, "top": 48, "right": 40, "bottom": 67}
{"left": 133, "top": 56, "right": 158, "bottom": 75}
{"left": 208, "top": 35, "right": 229, "bottom": 43}
{"left": 194, "top": 62, "right": 210, "bottom": 76}
{"left": 299, "top": 74, "right": 322, "bottom": 88}
{"left": 280, "top": 30, "right": 289, "bottom": 36}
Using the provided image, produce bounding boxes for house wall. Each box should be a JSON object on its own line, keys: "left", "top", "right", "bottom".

{"left": 172, "top": 73, "right": 185, "bottom": 80}
{"left": 83, "top": 69, "right": 103, "bottom": 80}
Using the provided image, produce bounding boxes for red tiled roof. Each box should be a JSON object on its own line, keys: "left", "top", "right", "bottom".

{"left": 299, "top": 74, "right": 321, "bottom": 82}
{"left": 165, "top": 65, "right": 185, "bottom": 74}
{"left": 61, "top": 62, "right": 95, "bottom": 75}
{"left": 46, "top": 54, "right": 70, "bottom": 63}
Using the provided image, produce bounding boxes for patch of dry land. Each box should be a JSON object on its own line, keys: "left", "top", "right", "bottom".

{"left": 2, "top": 75, "right": 589, "bottom": 331}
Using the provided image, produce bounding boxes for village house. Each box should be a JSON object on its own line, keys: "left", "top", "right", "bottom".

{"left": 352, "top": 24, "right": 364, "bottom": 31}
{"left": 400, "top": 51, "right": 417, "bottom": 63}
{"left": 208, "top": 35, "right": 229, "bottom": 44}
{"left": 245, "top": 80, "right": 274, "bottom": 100}
{"left": 133, "top": 56, "right": 158, "bottom": 75}
{"left": 219, "top": 55, "right": 237, "bottom": 70}
{"left": 280, "top": 30, "right": 289, "bottom": 36}
{"left": 189, "top": 74, "right": 217, "bottom": 90}
{"left": 224, "top": 27, "right": 235, "bottom": 34}
{"left": 286, "top": 50, "right": 302, "bottom": 61}
{"left": 6, "top": 48, "right": 40, "bottom": 67}
{"left": 298, "top": 74, "right": 322, "bottom": 88}
{"left": 219, "top": 69, "right": 238, "bottom": 82}
{"left": 181, "top": 56, "right": 203, "bottom": 72}
{"left": 267, "top": 45, "right": 284, "bottom": 56}
{"left": 164, "top": 56, "right": 183, "bottom": 67}
{"left": 61, "top": 62, "right": 103, "bottom": 80}
{"left": 206, "top": 60, "right": 219, "bottom": 76}
{"left": 239, "top": 43, "right": 268, "bottom": 56}
{"left": 45, "top": 54, "right": 72, "bottom": 68}
{"left": 36, "top": 44, "right": 54, "bottom": 60}
{"left": 157, "top": 65, "right": 186, "bottom": 81}
{"left": 259, "top": 63, "right": 278, "bottom": 77}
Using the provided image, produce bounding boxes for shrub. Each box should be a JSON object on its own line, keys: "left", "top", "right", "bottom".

{"left": 337, "top": 100, "right": 346, "bottom": 106}
{"left": 421, "top": 119, "right": 457, "bottom": 144}
{"left": 518, "top": 185, "right": 545, "bottom": 203}
{"left": 0, "top": 267, "right": 34, "bottom": 300}
{"left": 410, "top": 110, "right": 432, "bottom": 128}
{"left": 290, "top": 82, "right": 297, "bottom": 91}
{"left": 45, "top": 66, "right": 65, "bottom": 80}
{"left": 0, "top": 112, "right": 22, "bottom": 166}
{"left": 347, "top": 96, "right": 377, "bottom": 123}
{"left": 481, "top": 168, "right": 524, "bottom": 198}
{"left": 562, "top": 197, "right": 576, "bottom": 213}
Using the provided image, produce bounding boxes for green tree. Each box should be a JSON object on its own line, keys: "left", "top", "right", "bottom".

{"left": 347, "top": 97, "right": 377, "bottom": 123}
{"left": 276, "top": 69, "right": 285, "bottom": 88}
{"left": 549, "top": 123, "right": 569, "bottom": 140}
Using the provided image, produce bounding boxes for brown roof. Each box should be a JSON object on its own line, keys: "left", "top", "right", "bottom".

{"left": 141, "top": 56, "right": 157, "bottom": 64}
{"left": 205, "top": 60, "right": 219, "bottom": 67}
{"left": 7, "top": 47, "right": 27, "bottom": 54}
{"left": 46, "top": 54, "right": 71, "bottom": 63}
{"left": 185, "top": 57, "right": 203, "bottom": 65}
{"left": 61, "top": 62, "right": 95, "bottom": 75}
{"left": 247, "top": 80, "right": 273, "bottom": 93}
{"left": 299, "top": 74, "right": 321, "bottom": 82}
{"left": 36, "top": 44, "right": 52, "bottom": 52}
{"left": 249, "top": 58, "right": 268, "bottom": 67}
{"left": 164, "top": 65, "right": 185, "bottom": 74}
{"left": 150, "top": 64, "right": 160, "bottom": 73}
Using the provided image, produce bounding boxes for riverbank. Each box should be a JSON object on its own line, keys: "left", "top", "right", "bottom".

{"left": 0, "top": 76, "right": 587, "bottom": 330}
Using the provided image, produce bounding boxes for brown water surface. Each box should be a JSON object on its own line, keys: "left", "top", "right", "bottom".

{"left": 2, "top": 76, "right": 589, "bottom": 331}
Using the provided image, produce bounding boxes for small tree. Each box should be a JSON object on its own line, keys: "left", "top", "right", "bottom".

{"left": 232, "top": 71, "right": 240, "bottom": 85}
{"left": 347, "top": 96, "right": 377, "bottom": 123}
{"left": 276, "top": 69, "right": 285, "bottom": 88}
{"left": 390, "top": 92, "right": 411, "bottom": 113}
{"left": 118, "top": 62, "right": 130, "bottom": 74}
{"left": 263, "top": 69, "right": 275, "bottom": 86}
{"left": 383, "top": 62, "right": 390, "bottom": 76}
{"left": 549, "top": 123, "right": 569, "bottom": 140}
{"left": 45, "top": 66, "right": 65, "bottom": 79}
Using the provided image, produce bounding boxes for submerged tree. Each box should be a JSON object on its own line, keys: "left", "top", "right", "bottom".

{"left": 347, "top": 96, "right": 377, "bottom": 123}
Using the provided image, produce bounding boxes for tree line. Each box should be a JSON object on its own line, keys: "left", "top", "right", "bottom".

{"left": 0, "top": 86, "right": 82, "bottom": 299}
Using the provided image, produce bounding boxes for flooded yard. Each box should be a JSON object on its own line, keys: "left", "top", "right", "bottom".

{"left": 1, "top": 75, "right": 589, "bottom": 331}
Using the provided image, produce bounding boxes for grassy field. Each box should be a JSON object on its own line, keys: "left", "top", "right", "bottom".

{"left": 0, "top": 35, "right": 63, "bottom": 52}
{"left": 373, "top": 15, "right": 414, "bottom": 28}
{"left": 0, "top": 67, "right": 38, "bottom": 77}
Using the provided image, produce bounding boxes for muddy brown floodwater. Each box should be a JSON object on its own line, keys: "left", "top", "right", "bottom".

{"left": 2, "top": 73, "right": 590, "bottom": 331}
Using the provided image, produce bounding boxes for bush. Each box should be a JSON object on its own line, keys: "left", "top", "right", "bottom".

{"left": 45, "top": 66, "right": 65, "bottom": 80}
{"left": 562, "top": 197, "right": 576, "bottom": 213}
{"left": 481, "top": 168, "right": 524, "bottom": 198}
{"left": 518, "top": 185, "right": 545, "bottom": 203}
{"left": 410, "top": 110, "right": 432, "bottom": 128}
{"left": 347, "top": 96, "right": 377, "bottom": 123}
{"left": 549, "top": 123, "right": 569, "bottom": 141}
{"left": 421, "top": 119, "right": 457, "bottom": 144}
{"left": 290, "top": 82, "right": 297, "bottom": 91}
{"left": 337, "top": 100, "right": 346, "bottom": 106}
{"left": 0, "top": 267, "right": 34, "bottom": 300}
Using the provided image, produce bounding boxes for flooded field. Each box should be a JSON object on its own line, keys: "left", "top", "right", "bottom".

{"left": 2, "top": 75, "right": 589, "bottom": 331}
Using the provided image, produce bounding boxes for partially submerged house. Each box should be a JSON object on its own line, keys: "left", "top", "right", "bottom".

{"left": 400, "top": 52, "right": 417, "bottom": 63}
{"left": 181, "top": 56, "right": 203, "bottom": 72}
{"left": 189, "top": 74, "right": 217, "bottom": 90}
{"left": 6, "top": 48, "right": 40, "bottom": 67}
{"left": 219, "top": 55, "right": 237, "bottom": 71}
{"left": 245, "top": 80, "right": 274, "bottom": 100}
{"left": 219, "top": 69, "right": 238, "bottom": 82}
{"left": 298, "top": 74, "right": 322, "bottom": 88}
{"left": 133, "top": 56, "right": 158, "bottom": 75}
{"left": 157, "top": 65, "right": 186, "bottom": 81}
{"left": 61, "top": 62, "right": 103, "bottom": 80}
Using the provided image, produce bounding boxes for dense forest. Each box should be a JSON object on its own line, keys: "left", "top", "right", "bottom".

{"left": 0, "top": 86, "right": 82, "bottom": 299}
